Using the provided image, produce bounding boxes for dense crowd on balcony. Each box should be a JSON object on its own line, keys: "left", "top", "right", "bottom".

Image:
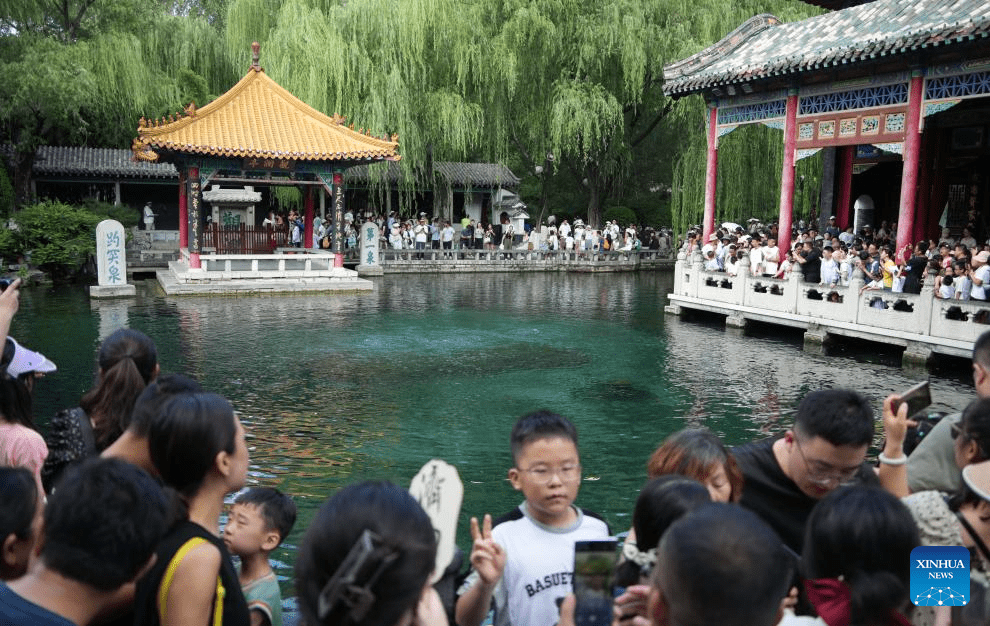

{"left": 680, "top": 214, "right": 990, "bottom": 304}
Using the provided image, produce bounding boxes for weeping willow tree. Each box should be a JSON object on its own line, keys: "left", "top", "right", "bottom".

{"left": 2, "top": 0, "right": 824, "bottom": 221}
{"left": 471, "top": 0, "right": 690, "bottom": 227}
{"left": 0, "top": 0, "right": 233, "bottom": 205}
{"left": 670, "top": 119, "right": 824, "bottom": 234}
{"left": 223, "top": 0, "right": 485, "bottom": 214}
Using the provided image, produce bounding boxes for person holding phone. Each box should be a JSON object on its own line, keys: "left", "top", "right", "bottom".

{"left": 879, "top": 394, "right": 990, "bottom": 498}
{"left": 559, "top": 504, "right": 792, "bottom": 626}
{"left": 907, "top": 330, "right": 990, "bottom": 494}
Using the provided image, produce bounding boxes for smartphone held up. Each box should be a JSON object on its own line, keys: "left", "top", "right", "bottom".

{"left": 895, "top": 380, "right": 932, "bottom": 418}
{"left": 573, "top": 540, "right": 618, "bottom": 626}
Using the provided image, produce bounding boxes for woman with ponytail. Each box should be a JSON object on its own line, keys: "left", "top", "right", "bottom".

{"left": 780, "top": 486, "right": 918, "bottom": 626}
{"left": 41, "top": 328, "right": 158, "bottom": 492}
{"left": 133, "top": 391, "right": 251, "bottom": 626}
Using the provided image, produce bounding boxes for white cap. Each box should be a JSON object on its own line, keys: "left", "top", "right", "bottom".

{"left": 5, "top": 337, "right": 56, "bottom": 377}
{"left": 963, "top": 459, "right": 990, "bottom": 502}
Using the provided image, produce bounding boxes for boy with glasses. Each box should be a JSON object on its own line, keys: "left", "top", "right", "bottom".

{"left": 731, "top": 389, "right": 878, "bottom": 555}
{"left": 456, "top": 410, "right": 610, "bottom": 626}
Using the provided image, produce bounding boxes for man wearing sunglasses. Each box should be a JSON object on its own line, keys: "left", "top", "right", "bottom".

{"left": 731, "top": 388, "right": 878, "bottom": 555}
{"left": 907, "top": 329, "right": 990, "bottom": 494}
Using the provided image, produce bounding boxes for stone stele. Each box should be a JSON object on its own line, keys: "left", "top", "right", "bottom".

{"left": 90, "top": 219, "right": 136, "bottom": 298}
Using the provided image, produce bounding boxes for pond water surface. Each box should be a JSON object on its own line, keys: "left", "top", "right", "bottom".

{"left": 13, "top": 271, "right": 975, "bottom": 602}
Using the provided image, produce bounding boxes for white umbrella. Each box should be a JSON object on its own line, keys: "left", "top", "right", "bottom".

{"left": 721, "top": 222, "right": 742, "bottom": 232}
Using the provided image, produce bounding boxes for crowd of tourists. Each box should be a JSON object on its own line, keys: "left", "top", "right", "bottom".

{"left": 373, "top": 212, "right": 673, "bottom": 256}
{"left": 3, "top": 270, "right": 990, "bottom": 626}
{"left": 252, "top": 209, "right": 674, "bottom": 257}
{"left": 681, "top": 215, "right": 990, "bottom": 303}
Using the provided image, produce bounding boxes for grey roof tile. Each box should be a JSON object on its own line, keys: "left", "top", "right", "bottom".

{"left": 663, "top": 0, "right": 990, "bottom": 97}
{"left": 33, "top": 146, "right": 178, "bottom": 179}
{"left": 16, "top": 146, "right": 519, "bottom": 189}
{"left": 345, "top": 161, "right": 520, "bottom": 188}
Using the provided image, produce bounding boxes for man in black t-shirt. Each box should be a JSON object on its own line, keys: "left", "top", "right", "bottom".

{"left": 732, "top": 388, "right": 879, "bottom": 555}
{"left": 0, "top": 458, "right": 167, "bottom": 626}
{"left": 794, "top": 241, "right": 822, "bottom": 284}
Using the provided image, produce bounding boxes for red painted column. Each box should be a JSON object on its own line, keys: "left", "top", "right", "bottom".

{"left": 777, "top": 90, "right": 799, "bottom": 254}
{"left": 914, "top": 128, "right": 932, "bottom": 244}
{"left": 188, "top": 166, "right": 201, "bottom": 269}
{"left": 836, "top": 146, "right": 854, "bottom": 231}
{"left": 304, "top": 186, "right": 315, "bottom": 249}
{"left": 702, "top": 105, "right": 718, "bottom": 242}
{"left": 897, "top": 71, "right": 924, "bottom": 253}
{"left": 178, "top": 170, "right": 188, "bottom": 250}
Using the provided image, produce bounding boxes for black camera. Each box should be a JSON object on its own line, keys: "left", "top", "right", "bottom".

{"left": 0, "top": 278, "right": 11, "bottom": 292}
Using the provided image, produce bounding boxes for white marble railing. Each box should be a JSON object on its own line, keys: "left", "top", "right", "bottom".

{"left": 379, "top": 247, "right": 672, "bottom": 265}
{"left": 669, "top": 253, "right": 987, "bottom": 358}
{"left": 170, "top": 249, "right": 352, "bottom": 282}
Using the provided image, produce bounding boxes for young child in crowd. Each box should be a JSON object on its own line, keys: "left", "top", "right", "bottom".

{"left": 819, "top": 246, "right": 838, "bottom": 287}
{"left": 224, "top": 487, "right": 297, "bottom": 626}
{"left": 937, "top": 274, "right": 955, "bottom": 299}
{"left": 456, "top": 410, "right": 610, "bottom": 626}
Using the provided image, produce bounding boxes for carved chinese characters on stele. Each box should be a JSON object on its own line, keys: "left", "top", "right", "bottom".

{"left": 95, "top": 220, "right": 127, "bottom": 286}
{"left": 409, "top": 459, "right": 464, "bottom": 584}
{"left": 360, "top": 221, "right": 381, "bottom": 267}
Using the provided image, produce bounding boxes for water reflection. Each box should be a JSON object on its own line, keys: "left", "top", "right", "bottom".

{"left": 12, "top": 272, "right": 976, "bottom": 602}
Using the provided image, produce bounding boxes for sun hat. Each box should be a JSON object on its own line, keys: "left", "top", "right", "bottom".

{"left": 4, "top": 337, "right": 57, "bottom": 378}
{"left": 974, "top": 251, "right": 990, "bottom": 264}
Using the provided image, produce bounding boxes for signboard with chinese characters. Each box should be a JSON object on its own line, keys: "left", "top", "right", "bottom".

{"left": 360, "top": 221, "right": 380, "bottom": 267}
{"left": 409, "top": 459, "right": 463, "bottom": 584}
{"left": 95, "top": 220, "right": 126, "bottom": 286}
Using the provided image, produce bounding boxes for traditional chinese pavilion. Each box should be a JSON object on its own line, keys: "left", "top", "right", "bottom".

{"left": 662, "top": 0, "right": 990, "bottom": 254}
{"left": 132, "top": 42, "right": 399, "bottom": 268}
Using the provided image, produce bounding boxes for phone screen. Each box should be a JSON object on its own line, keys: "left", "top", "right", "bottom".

{"left": 573, "top": 540, "right": 617, "bottom": 626}
{"left": 898, "top": 380, "right": 932, "bottom": 417}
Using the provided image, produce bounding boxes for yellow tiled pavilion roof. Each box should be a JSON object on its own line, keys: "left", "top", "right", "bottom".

{"left": 132, "top": 52, "right": 399, "bottom": 164}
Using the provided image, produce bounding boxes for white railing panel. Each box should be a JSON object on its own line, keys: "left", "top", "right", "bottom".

{"left": 930, "top": 298, "right": 990, "bottom": 343}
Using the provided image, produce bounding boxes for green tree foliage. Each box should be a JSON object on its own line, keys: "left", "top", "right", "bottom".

{"left": 0, "top": 0, "right": 232, "bottom": 206}
{"left": 1, "top": 0, "right": 821, "bottom": 232}
{"left": 81, "top": 198, "right": 140, "bottom": 227}
{"left": 0, "top": 166, "right": 14, "bottom": 218}
{"left": 603, "top": 206, "right": 638, "bottom": 228}
{"left": 7, "top": 200, "right": 102, "bottom": 280}
{"left": 670, "top": 121, "right": 824, "bottom": 235}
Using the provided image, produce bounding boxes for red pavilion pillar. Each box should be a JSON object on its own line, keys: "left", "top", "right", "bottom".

{"left": 304, "top": 186, "right": 315, "bottom": 249}
{"left": 897, "top": 71, "right": 924, "bottom": 253}
{"left": 702, "top": 105, "right": 718, "bottom": 242}
{"left": 836, "top": 146, "right": 854, "bottom": 231}
{"left": 777, "top": 89, "right": 799, "bottom": 254}
{"left": 178, "top": 169, "right": 188, "bottom": 250}
{"left": 914, "top": 129, "right": 932, "bottom": 244}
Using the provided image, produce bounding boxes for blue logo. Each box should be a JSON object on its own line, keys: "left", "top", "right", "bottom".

{"left": 911, "top": 546, "right": 970, "bottom": 606}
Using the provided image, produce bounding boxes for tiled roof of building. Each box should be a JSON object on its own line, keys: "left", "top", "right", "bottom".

{"left": 31, "top": 146, "right": 178, "bottom": 179}
{"left": 663, "top": 0, "right": 990, "bottom": 97}
{"left": 346, "top": 161, "right": 520, "bottom": 188}
{"left": 133, "top": 53, "right": 399, "bottom": 164}
{"left": 19, "top": 145, "right": 516, "bottom": 190}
